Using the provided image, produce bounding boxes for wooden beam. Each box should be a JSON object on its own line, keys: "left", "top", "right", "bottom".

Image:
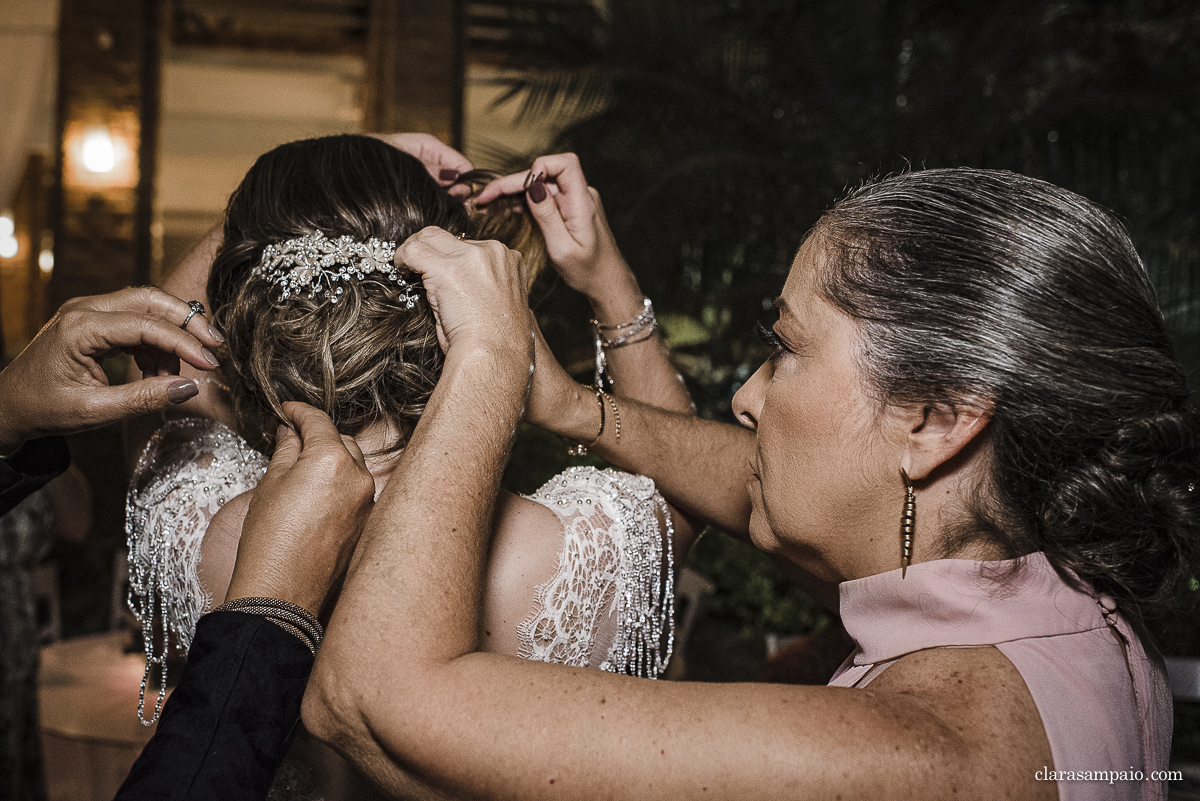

{"left": 50, "top": 0, "right": 163, "bottom": 308}
{"left": 367, "top": 0, "right": 464, "bottom": 149}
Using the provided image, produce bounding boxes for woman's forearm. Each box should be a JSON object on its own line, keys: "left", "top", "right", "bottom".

{"left": 307, "top": 342, "right": 527, "bottom": 722}
{"left": 550, "top": 382, "right": 755, "bottom": 538}
{"left": 585, "top": 258, "right": 695, "bottom": 415}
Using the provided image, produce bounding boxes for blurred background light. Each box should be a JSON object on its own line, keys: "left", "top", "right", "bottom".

{"left": 80, "top": 128, "right": 116, "bottom": 173}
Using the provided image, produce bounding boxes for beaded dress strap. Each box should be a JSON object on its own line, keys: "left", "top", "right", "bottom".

{"left": 125, "top": 417, "right": 267, "bottom": 724}
{"left": 519, "top": 466, "right": 675, "bottom": 679}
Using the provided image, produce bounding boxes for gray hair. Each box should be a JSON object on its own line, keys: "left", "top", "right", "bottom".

{"left": 816, "top": 168, "right": 1199, "bottom": 614}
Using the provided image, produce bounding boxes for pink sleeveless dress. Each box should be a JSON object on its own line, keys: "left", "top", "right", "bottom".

{"left": 829, "top": 553, "right": 1172, "bottom": 800}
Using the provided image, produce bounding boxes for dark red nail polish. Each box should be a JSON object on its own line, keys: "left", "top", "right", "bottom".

{"left": 528, "top": 180, "right": 548, "bottom": 203}
{"left": 439, "top": 169, "right": 460, "bottom": 182}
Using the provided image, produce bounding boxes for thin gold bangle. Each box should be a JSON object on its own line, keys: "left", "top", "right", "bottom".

{"left": 598, "top": 388, "right": 621, "bottom": 443}
{"left": 567, "top": 385, "right": 606, "bottom": 456}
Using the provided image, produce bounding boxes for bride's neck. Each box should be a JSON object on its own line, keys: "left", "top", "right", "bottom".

{"left": 354, "top": 420, "right": 404, "bottom": 499}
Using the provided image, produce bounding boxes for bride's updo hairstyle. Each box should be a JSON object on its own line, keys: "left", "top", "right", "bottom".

{"left": 207, "top": 134, "right": 545, "bottom": 453}
{"left": 815, "top": 167, "right": 1199, "bottom": 615}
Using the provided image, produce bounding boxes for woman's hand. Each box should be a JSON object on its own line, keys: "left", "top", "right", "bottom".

{"left": 0, "top": 287, "right": 224, "bottom": 453}
{"left": 368, "top": 132, "right": 474, "bottom": 190}
{"left": 476, "top": 153, "right": 694, "bottom": 416}
{"left": 394, "top": 227, "right": 534, "bottom": 374}
{"left": 473, "top": 153, "right": 642, "bottom": 311}
{"left": 225, "top": 402, "right": 374, "bottom": 616}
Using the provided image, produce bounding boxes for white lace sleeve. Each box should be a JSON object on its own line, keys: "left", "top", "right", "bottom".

{"left": 125, "top": 417, "right": 267, "bottom": 724}
{"left": 518, "top": 466, "right": 675, "bottom": 679}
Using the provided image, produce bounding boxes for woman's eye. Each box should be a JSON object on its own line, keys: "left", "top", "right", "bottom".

{"left": 757, "top": 322, "right": 787, "bottom": 355}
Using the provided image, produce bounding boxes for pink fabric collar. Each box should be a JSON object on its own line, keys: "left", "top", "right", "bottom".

{"left": 837, "top": 552, "right": 1110, "bottom": 667}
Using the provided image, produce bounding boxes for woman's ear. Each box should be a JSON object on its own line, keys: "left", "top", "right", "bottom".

{"left": 899, "top": 401, "right": 991, "bottom": 481}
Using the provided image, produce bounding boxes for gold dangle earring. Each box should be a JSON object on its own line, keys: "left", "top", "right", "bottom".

{"left": 900, "top": 468, "right": 916, "bottom": 578}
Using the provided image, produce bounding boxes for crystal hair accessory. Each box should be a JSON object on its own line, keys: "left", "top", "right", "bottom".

{"left": 251, "top": 230, "right": 419, "bottom": 308}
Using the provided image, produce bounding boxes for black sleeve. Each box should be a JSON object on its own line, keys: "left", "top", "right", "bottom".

{"left": 0, "top": 436, "right": 69, "bottom": 517}
{"left": 114, "top": 610, "right": 314, "bottom": 801}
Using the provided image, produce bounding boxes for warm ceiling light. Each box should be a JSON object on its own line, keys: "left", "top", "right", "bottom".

{"left": 39, "top": 249, "right": 54, "bottom": 274}
{"left": 0, "top": 212, "right": 12, "bottom": 238}
{"left": 0, "top": 236, "right": 17, "bottom": 259}
{"left": 81, "top": 128, "right": 117, "bottom": 173}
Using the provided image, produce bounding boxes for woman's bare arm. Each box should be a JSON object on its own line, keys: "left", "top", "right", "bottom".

{"left": 528, "top": 325, "right": 755, "bottom": 537}
{"left": 304, "top": 232, "right": 1052, "bottom": 801}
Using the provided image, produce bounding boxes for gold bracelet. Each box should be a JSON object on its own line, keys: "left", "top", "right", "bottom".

{"left": 567, "top": 385, "right": 606, "bottom": 456}
{"left": 598, "top": 388, "right": 621, "bottom": 444}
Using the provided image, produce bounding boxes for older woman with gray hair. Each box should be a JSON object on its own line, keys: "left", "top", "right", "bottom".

{"left": 302, "top": 164, "right": 1196, "bottom": 801}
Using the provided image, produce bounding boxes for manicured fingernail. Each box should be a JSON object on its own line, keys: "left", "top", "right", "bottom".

{"left": 168, "top": 379, "right": 199, "bottom": 403}
{"left": 202, "top": 348, "right": 220, "bottom": 367}
{"left": 207, "top": 324, "right": 224, "bottom": 344}
{"left": 527, "top": 179, "right": 548, "bottom": 203}
{"left": 439, "top": 169, "right": 460, "bottom": 182}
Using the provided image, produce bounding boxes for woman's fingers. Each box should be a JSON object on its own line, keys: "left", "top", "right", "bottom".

{"left": 529, "top": 153, "right": 592, "bottom": 218}
{"left": 473, "top": 169, "right": 537, "bottom": 204}
{"left": 475, "top": 153, "right": 589, "bottom": 205}
{"left": 281, "top": 401, "right": 347, "bottom": 451}
{"left": 475, "top": 155, "right": 600, "bottom": 269}
{"left": 231, "top": 402, "right": 373, "bottom": 615}
{"left": 523, "top": 182, "right": 573, "bottom": 246}
{"left": 393, "top": 226, "right": 471, "bottom": 275}
{"left": 72, "top": 311, "right": 220, "bottom": 374}
{"left": 70, "top": 286, "right": 225, "bottom": 349}
{"left": 340, "top": 435, "right": 369, "bottom": 473}
{"left": 369, "top": 133, "right": 474, "bottom": 184}
{"left": 267, "top": 423, "right": 303, "bottom": 474}
{"left": 396, "top": 227, "right": 531, "bottom": 355}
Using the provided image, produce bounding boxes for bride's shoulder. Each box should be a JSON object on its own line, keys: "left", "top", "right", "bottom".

{"left": 492, "top": 489, "right": 562, "bottom": 543}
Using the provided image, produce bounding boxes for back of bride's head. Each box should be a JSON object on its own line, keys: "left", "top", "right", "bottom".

{"left": 208, "top": 134, "right": 540, "bottom": 452}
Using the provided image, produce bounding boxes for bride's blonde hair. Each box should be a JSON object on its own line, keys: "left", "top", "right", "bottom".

{"left": 207, "top": 134, "right": 546, "bottom": 453}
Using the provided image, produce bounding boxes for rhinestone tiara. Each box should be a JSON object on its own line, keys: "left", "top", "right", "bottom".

{"left": 250, "top": 230, "right": 419, "bottom": 308}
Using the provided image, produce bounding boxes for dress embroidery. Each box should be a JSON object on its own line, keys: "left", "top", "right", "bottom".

{"left": 519, "top": 466, "right": 675, "bottom": 679}
{"left": 126, "top": 418, "right": 267, "bottom": 724}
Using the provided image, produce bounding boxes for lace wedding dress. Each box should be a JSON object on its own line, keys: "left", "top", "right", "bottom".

{"left": 126, "top": 417, "right": 675, "bottom": 726}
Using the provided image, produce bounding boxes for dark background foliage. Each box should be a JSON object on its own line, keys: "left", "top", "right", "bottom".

{"left": 492, "top": 0, "right": 1200, "bottom": 654}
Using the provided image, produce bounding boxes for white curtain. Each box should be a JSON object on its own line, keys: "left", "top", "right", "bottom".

{"left": 0, "top": 0, "right": 58, "bottom": 209}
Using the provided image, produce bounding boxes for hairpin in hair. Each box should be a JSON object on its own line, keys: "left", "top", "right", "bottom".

{"left": 251, "top": 230, "right": 419, "bottom": 308}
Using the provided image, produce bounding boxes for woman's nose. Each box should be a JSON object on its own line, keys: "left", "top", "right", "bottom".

{"left": 732, "top": 362, "right": 769, "bottom": 430}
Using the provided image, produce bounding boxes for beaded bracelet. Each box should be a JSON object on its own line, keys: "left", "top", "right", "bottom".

{"left": 591, "top": 298, "right": 658, "bottom": 389}
{"left": 213, "top": 596, "right": 324, "bottom": 655}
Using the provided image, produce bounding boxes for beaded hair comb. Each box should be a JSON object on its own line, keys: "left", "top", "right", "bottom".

{"left": 251, "top": 230, "right": 419, "bottom": 308}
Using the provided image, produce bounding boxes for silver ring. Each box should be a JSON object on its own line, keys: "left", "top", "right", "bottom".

{"left": 181, "top": 300, "right": 206, "bottom": 329}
